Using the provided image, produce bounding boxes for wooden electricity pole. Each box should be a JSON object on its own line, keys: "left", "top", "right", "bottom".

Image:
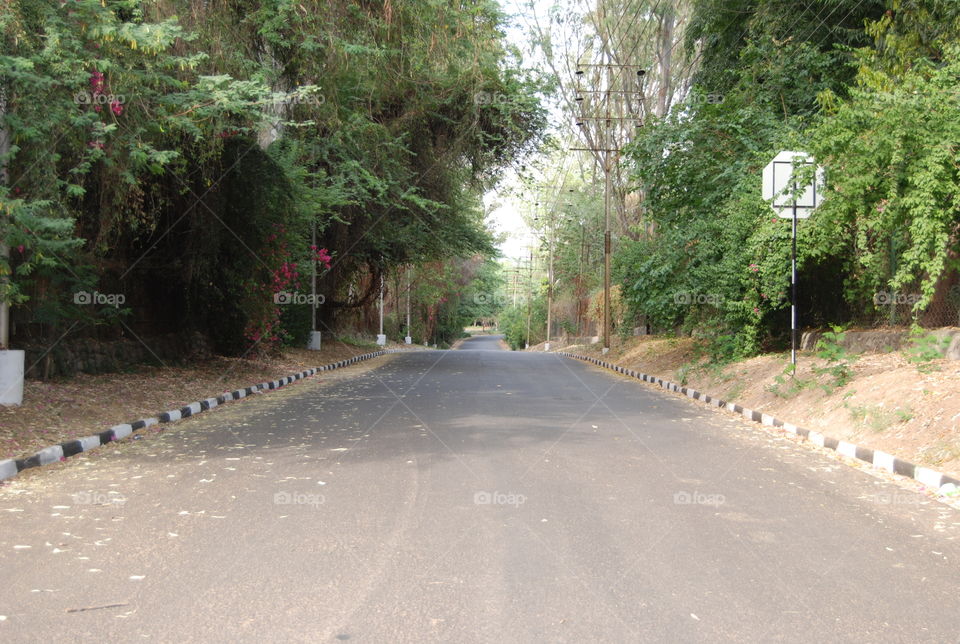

{"left": 571, "top": 62, "right": 645, "bottom": 352}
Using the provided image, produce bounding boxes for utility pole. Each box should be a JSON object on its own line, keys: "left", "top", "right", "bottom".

{"left": 525, "top": 245, "right": 533, "bottom": 350}
{"left": 0, "top": 87, "right": 10, "bottom": 351}
{"left": 376, "top": 270, "right": 386, "bottom": 346}
{"left": 404, "top": 266, "right": 412, "bottom": 344}
{"left": 603, "top": 150, "right": 611, "bottom": 352}
{"left": 307, "top": 219, "right": 322, "bottom": 350}
{"left": 571, "top": 61, "right": 646, "bottom": 353}
{"left": 577, "top": 216, "right": 585, "bottom": 336}
{"left": 545, "top": 211, "right": 554, "bottom": 352}
{"left": 311, "top": 221, "right": 316, "bottom": 332}
{"left": 534, "top": 197, "right": 554, "bottom": 352}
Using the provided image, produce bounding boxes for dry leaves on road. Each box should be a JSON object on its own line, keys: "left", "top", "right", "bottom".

{"left": 0, "top": 342, "right": 407, "bottom": 462}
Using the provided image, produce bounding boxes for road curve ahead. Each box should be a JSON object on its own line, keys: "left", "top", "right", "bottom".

{"left": 1, "top": 348, "right": 958, "bottom": 643}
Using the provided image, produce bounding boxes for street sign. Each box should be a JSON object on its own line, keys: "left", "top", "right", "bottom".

{"left": 761, "top": 150, "right": 825, "bottom": 370}
{"left": 762, "top": 150, "right": 824, "bottom": 219}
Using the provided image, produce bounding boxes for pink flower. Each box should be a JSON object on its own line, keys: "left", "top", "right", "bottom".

{"left": 110, "top": 100, "right": 123, "bottom": 116}
{"left": 89, "top": 70, "right": 105, "bottom": 94}
{"left": 314, "top": 248, "right": 332, "bottom": 269}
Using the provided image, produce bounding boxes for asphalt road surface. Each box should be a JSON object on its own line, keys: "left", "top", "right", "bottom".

{"left": 2, "top": 335, "right": 959, "bottom": 642}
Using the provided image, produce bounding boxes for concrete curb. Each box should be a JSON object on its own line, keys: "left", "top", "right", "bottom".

{"left": 558, "top": 351, "right": 960, "bottom": 494}
{"left": 0, "top": 349, "right": 397, "bottom": 483}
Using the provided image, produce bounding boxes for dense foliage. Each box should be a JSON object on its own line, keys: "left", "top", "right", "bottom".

{"left": 0, "top": 0, "right": 546, "bottom": 358}
{"left": 614, "top": 0, "right": 960, "bottom": 359}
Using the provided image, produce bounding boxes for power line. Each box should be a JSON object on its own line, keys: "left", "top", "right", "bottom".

{"left": 570, "top": 58, "right": 645, "bottom": 352}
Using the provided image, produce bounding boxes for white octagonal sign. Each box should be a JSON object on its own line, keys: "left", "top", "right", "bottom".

{"left": 762, "top": 150, "right": 824, "bottom": 219}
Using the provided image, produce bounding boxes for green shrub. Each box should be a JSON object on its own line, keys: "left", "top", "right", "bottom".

{"left": 906, "top": 327, "right": 949, "bottom": 371}
{"left": 811, "top": 325, "right": 857, "bottom": 391}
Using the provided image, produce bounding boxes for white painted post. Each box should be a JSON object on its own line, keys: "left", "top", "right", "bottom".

{"left": 0, "top": 87, "right": 23, "bottom": 405}
{"left": 376, "top": 272, "right": 386, "bottom": 346}
{"left": 307, "top": 220, "right": 321, "bottom": 350}
{"left": 404, "top": 266, "right": 412, "bottom": 345}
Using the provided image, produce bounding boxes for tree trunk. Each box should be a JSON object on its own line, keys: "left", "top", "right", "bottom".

{"left": 656, "top": 3, "right": 675, "bottom": 118}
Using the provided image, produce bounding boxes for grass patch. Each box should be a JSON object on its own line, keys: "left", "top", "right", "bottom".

{"left": 811, "top": 325, "right": 858, "bottom": 393}
{"left": 766, "top": 362, "right": 815, "bottom": 399}
{"left": 906, "top": 327, "right": 950, "bottom": 373}
{"left": 845, "top": 403, "right": 913, "bottom": 432}
{"left": 723, "top": 380, "right": 747, "bottom": 401}
{"left": 338, "top": 335, "right": 380, "bottom": 349}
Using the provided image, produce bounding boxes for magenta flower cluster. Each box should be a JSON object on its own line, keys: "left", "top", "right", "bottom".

{"left": 88, "top": 69, "right": 122, "bottom": 115}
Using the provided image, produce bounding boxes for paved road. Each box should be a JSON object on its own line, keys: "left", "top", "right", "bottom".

{"left": 1, "top": 336, "right": 959, "bottom": 642}
{"left": 458, "top": 334, "right": 504, "bottom": 351}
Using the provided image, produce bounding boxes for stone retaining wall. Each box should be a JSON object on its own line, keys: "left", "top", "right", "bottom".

{"left": 800, "top": 327, "right": 960, "bottom": 360}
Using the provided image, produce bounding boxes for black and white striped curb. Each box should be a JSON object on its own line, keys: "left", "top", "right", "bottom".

{"left": 0, "top": 349, "right": 398, "bottom": 482}
{"left": 559, "top": 351, "right": 960, "bottom": 494}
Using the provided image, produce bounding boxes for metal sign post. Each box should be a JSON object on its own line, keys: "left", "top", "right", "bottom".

{"left": 762, "top": 150, "right": 824, "bottom": 371}
{"left": 791, "top": 201, "right": 798, "bottom": 366}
